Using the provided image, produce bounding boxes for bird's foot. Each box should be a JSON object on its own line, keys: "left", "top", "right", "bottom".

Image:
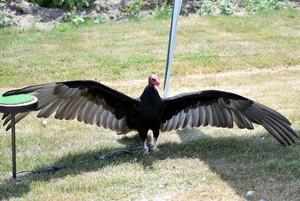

{"left": 143, "top": 145, "right": 150, "bottom": 154}
{"left": 141, "top": 142, "right": 160, "bottom": 154}
{"left": 148, "top": 143, "right": 160, "bottom": 152}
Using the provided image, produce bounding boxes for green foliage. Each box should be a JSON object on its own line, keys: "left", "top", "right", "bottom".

{"left": 219, "top": 1, "right": 236, "bottom": 15}
{"left": 56, "top": 23, "right": 69, "bottom": 31}
{"left": 94, "top": 12, "right": 106, "bottom": 24}
{"left": 196, "top": 0, "right": 292, "bottom": 16}
{"left": 70, "top": 11, "right": 85, "bottom": 25}
{"left": 69, "top": 11, "right": 95, "bottom": 26}
{"left": 0, "top": 13, "right": 4, "bottom": 21}
{"left": 0, "top": 13, "right": 12, "bottom": 27}
{"left": 153, "top": 5, "right": 172, "bottom": 19}
{"left": 198, "top": 0, "right": 216, "bottom": 16}
{"left": 27, "top": 0, "right": 90, "bottom": 9}
{"left": 122, "top": 0, "right": 145, "bottom": 19}
{"left": 242, "top": 0, "right": 292, "bottom": 12}
{"left": 198, "top": 0, "right": 236, "bottom": 16}
{"left": 52, "top": 12, "right": 105, "bottom": 31}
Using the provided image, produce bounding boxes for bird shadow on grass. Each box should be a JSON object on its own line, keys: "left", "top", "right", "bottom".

{"left": 1, "top": 129, "right": 299, "bottom": 200}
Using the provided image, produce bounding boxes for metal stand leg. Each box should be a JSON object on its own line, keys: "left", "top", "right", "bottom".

{"left": 11, "top": 113, "right": 16, "bottom": 179}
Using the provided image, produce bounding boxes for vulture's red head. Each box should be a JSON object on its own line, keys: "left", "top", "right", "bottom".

{"left": 148, "top": 74, "right": 161, "bottom": 88}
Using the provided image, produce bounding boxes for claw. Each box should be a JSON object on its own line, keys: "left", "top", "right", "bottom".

{"left": 142, "top": 140, "right": 159, "bottom": 154}
{"left": 148, "top": 143, "right": 160, "bottom": 152}
{"left": 143, "top": 145, "right": 149, "bottom": 154}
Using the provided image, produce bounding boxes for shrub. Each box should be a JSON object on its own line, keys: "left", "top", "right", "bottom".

{"left": 153, "top": 5, "right": 173, "bottom": 19}
{"left": 219, "top": 1, "right": 236, "bottom": 15}
{"left": 242, "top": 0, "right": 292, "bottom": 12}
{"left": 122, "top": 0, "right": 145, "bottom": 19}
{"left": 0, "top": 13, "right": 13, "bottom": 27}
{"left": 27, "top": 0, "right": 90, "bottom": 9}
{"left": 198, "top": 0, "right": 216, "bottom": 16}
{"left": 94, "top": 12, "right": 106, "bottom": 24}
{"left": 70, "top": 11, "right": 85, "bottom": 25}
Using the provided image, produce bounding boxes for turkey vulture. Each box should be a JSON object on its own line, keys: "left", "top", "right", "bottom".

{"left": 1, "top": 74, "right": 297, "bottom": 153}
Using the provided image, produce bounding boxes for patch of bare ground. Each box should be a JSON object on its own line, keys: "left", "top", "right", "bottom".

{"left": 0, "top": 0, "right": 202, "bottom": 29}
{"left": 2, "top": 0, "right": 298, "bottom": 29}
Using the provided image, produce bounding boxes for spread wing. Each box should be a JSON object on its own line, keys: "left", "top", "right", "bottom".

{"left": 161, "top": 90, "right": 297, "bottom": 146}
{"left": 2, "top": 80, "right": 140, "bottom": 133}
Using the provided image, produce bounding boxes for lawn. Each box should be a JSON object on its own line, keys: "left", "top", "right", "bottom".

{"left": 0, "top": 9, "right": 300, "bottom": 201}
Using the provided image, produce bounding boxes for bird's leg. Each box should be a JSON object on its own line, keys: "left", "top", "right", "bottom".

{"left": 149, "top": 129, "right": 160, "bottom": 152}
{"left": 138, "top": 128, "right": 150, "bottom": 154}
{"left": 149, "top": 137, "right": 160, "bottom": 152}
{"left": 143, "top": 139, "right": 149, "bottom": 154}
{"left": 139, "top": 129, "right": 160, "bottom": 153}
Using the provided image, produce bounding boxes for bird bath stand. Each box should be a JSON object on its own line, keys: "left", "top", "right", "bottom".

{"left": 0, "top": 94, "right": 38, "bottom": 179}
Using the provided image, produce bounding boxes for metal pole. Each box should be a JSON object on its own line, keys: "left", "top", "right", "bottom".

{"left": 163, "top": 0, "right": 182, "bottom": 98}
{"left": 11, "top": 113, "right": 16, "bottom": 178}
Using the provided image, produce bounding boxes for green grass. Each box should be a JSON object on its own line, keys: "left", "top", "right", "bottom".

{"left": 1, "top": 10, "right": 300, "bottom": 86}
{"left": 0, "top": 9, "right": 300, "bottom": 200}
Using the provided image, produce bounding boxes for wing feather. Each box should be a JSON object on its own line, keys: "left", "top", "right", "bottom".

{"left": 2, "top": 80, "right": 137, "bottom": 133}
{"left": 86, "top": 104, "right": 99, "bottom": 125}
{"left": 104, "top": 112, "right": 115, "bottom": 129}
{"left": 199, "top": 107, "right": 208, "bottom": 127}
{"left": 264, "top": 114, "right": 295, "bottom": 144}
{"left": 64, "top": 96, "right": 87, "bottom": 120}
{"left": 77, "top": 100, "right": 88, "bottom": 122}
{"left": 54, "top": 99, "right": 71, "bottom": 120}
{"left": 3, "top": 112, "right": 30, "bottom": 131}
{"left": 209, "top": 104, "right": 218, "bottom": 126}
{"left": 38, "top": 99, "right": 64, "bottom": 118}
{"left": 191, "top": 108, "right": 199, "bottom": 127}
{"left": 98, "top": 108, "right": 109, "bottom": 127}
{"left": 161, "top": 90, "right": 297, "bottom": 145}
{"left": 205, "top": 105, "right": 213, "bottom": 126}
{"left": 96, "top": 105, "right": 105, "bottom": 127}
{"left": 177, "top": 110, "right": 186, "bottom": 129}
{"left": 82, "top": 101, "right": 95, "bottom": 124}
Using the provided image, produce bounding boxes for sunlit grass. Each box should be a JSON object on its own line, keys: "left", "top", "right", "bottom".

{"left": 0, "top": 10, "right": 300, "bottom": 201}
{"left": 1, "top": 10, "right": 300, "bottom": 86}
